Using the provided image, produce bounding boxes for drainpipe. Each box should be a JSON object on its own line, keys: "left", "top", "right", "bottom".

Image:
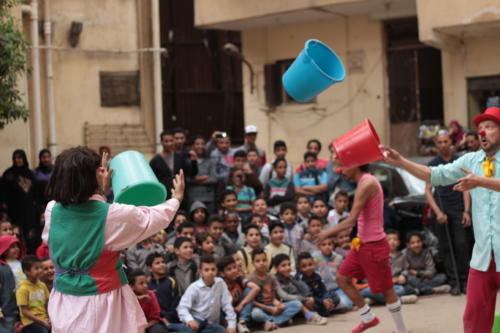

{"left": 151, "top": 0, "right": 163, "bottom": 153}
{"left": 43, "top": 0, "right": 57, "bottom": 155}
{"left": 22, "top": 1, "right": 44, "bottom": 155}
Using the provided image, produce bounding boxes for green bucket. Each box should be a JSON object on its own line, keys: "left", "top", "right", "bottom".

{"left": 109, "top": 150, "right": 167, "bottom": 206}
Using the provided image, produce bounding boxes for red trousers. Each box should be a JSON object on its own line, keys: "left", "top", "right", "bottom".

{"left": 463, "top": 258, "right": 500, "bottom": 333}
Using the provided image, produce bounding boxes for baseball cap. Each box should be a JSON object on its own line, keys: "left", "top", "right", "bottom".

{"left": 245, "top": 125, "right": 258, "bottom": 134}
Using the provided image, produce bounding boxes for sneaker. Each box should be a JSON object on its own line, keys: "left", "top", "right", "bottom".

{"left": 307, "top": 312, "right": 328, "bottom": 325}
{"left": 432, "top": 284, "right": 451, "bottom": 294}
{"left": 363, "top": 297, "right": 375, "bottom": 305}
{"left": 450, "top": 285, "right": 461, "bottom": 296}
{"left": 237, "top": 320, "right": 250, "bottom": 333}
{"left": 264, "top": 321, "right": 274, "bottom": 331}
{"left": 352, "top": 317, "right": 380, "bottom": 333}
{"left": 400, "top": 295, "right": 418, "bottom": 304}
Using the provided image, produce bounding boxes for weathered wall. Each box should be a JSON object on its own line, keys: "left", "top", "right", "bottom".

{"left": 241, "top": 15, "right": 388, "bottom": 166}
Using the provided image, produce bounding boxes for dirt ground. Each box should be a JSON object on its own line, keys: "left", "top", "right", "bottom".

{"left": 254, "top": 293, "right": 500, "bottom": 333}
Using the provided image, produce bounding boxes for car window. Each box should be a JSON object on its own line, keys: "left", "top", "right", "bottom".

{"left": 397, "top": 167, "right": 426, "bottom": 196}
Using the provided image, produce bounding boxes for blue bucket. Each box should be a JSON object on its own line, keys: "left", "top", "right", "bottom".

{"left": 282, "top": 39, "right": 346, "bottom": 103}
{"left": 109, "top": 150, "right": 167, "bottom": 206}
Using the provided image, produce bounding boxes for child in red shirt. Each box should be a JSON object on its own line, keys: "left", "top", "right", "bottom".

{"left": 128, "top": 269, "right": 168, "bottom": 333}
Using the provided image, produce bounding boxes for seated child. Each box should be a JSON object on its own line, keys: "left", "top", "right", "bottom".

{"left": 403, "top": 231, "right": 449, "bottom": 295}
{"left": 310, "top": 199, "right": 329, "bottom": 225}
{"left": 245, "top": 213, "right": 270, "bottom": 242}
{"left": 15, "top": 255, "right": 50, "bottom": 332}
{"left": 299, "top": 215, "right": 323, "bottom": 255}
{"left": 1, "top": 235, "right": 25, "bottom": 288}
{"left": 296, "top": 194, "right": 311, "bottom": 229}
{"left": 151, "top": 230, "right": 167, "bottom": 248}
{"left": 359, "top": 230, "right": 417, "bottom": 304}
{"left": 219, "top": 256, "right": 260, "bottom": 333}
{"left": 147, "top": 253, "right": 184, "bottom": 329}
{"left": 265, "top": 222, "right": 296, "bottom": 274}
{"left": 190, "top": 201, "right": 209, "bottom": 233}
{"left": 126, "top": 235, "right": 165, "bottom": 272}
{"left": 129, "top": 269, "right": 169, "bottom": 333}
{"left": 334, "top": 226, "right": 351, "bottom": 259}
{"left": 219, "top": 189, "right": 238, "bottom": 216}
{"left": 165, "top": 221, "right": 196, "bottom": 255}
{"left": 251, "top": 199, "right": 279, "bottom": 228}
{"left": 207, "top": 215, "right": 229, "bottom": 257}
{"left": 166, "top": 210, "right": 188, "bottom": 239}
{"left": 177, "top": 255, "right": 237, "bottom": 333}
{"left": 326, "top": 190, "right": 350, "bottom": 229}
{"left": 296, "top": 252, "right": 339, "bottom": 317}
{"left": 0, "top": 221, "right": 13, "bottom": 236}
{"left": 0, "top": 235, "right": 19, "bottom": 331}
{"left": 248, "top": 249, "right": 302, "bottom": 330}
{"left": 280, "top": 202, "right": 303, "bottom": 258}
{"left": 312, "top": 238, "right": 353, "bottom": 311}
{"left": 40, "top": 257, "right": 55, "bottom": 291}
{"left": 196, "top": 232, "right": 216, "bottom": 258}
{"left": 226, "top": 168, "right": 257, "bottom": 220}
{"left": 236, "top": 225, "right": 272, "bottom": 276}
{"left": 221, "top": 212, "right": 245, "bottom": 253}
{"left": 273, "top": 254, "right": 327, "bottom": 325}
{"left": 167, "top": 237, "right": 199, "bottom": 295}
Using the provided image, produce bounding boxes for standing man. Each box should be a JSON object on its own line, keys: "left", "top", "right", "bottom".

{"left": 210, "top": 132, "right": 236, "bottom": 183}
{"left": 383, "top": 107, "right": 500, "bottom": 333}
{"left": 150, "top": 130, "right": 197, "bottom": 204}
{"left": 316, "top": 164, "right": 408, "bottom": 333}
{"left": 465, "top": 132, "right": 481, "bottom": 152}
{"left": 173, "top": 127, "right": 190, "bottom": 160}
{"left": 425, "top": 133, "right": 472, "bottom": 295}
{"left": 237, "top": 125, "right": 266, "bottom": 167}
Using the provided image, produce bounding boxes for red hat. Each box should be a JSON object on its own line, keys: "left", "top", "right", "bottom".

{"left": 473, "top": 107, "right": 500, "bottom": 127}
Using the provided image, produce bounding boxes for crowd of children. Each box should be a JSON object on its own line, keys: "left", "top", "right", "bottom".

{"left": 0, "top": 130, "right": 456, "bottom": 332}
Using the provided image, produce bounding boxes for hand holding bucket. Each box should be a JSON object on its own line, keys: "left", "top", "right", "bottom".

{"left": 109, "top": 150, "right": 167, "bottom": 206}
{"left": 332, "top": 119, "right": 384, "bottom": 169}
{"left": 282, "top": 39, "right": 346, "bottom": 103}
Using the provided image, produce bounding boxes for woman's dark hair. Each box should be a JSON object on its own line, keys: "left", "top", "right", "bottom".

{"left": 128, "top": 269, "right": 146, "bottom": 285}
{"left": 38, "top": 149, "right": 53, "bottom": 173}
{"left": 46, "top": 146, "right": 100, "bottom": 206}
{"left": 272, "top": 157, "right": 287, "bottom": 169}
{"left": 307, "top": 139, "right": 322, "bottom": 152}
{"left": 12, "top": 149, "right": 29, "bottom": 168}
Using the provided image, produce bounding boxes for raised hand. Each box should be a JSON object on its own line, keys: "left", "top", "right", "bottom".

{"left": 171, "top": 169, "right": 185, "bottom": 202}
{"left": 381, "top": 147, "right": 403, "bottom": 165}
{"left": 97, "top": 152, "right": 113, "bottom": 195}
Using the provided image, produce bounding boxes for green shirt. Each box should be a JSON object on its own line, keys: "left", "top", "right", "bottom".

{"left": 430, "top": 149, "right": 500, "bottom": 272}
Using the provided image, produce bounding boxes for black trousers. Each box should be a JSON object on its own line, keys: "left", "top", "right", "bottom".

{"left": 434, "top": 210, "right": 473, "bottom": 286}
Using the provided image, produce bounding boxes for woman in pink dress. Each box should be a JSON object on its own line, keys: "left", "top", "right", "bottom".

{"left": 42, "top": 147, "right": 184, "bottom": 333}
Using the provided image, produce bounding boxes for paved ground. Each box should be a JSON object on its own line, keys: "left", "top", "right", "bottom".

{"left": 255, "top": 293, "right": 500, "bottom": 333}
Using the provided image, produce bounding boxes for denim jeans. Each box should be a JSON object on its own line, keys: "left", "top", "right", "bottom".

{"left": 334, "top": 288, "right": 354, "bottom": 310}
{"left": 360, "top": 285, "right": 406, "bottom": 304}
{"left": 251, "top": 300, "right": 302, "bottom": 325}
{"left": 407, "top": 273, "right": 447, "bottom": 295}
{"left": 0, "top": 316, "right": 16, "bottom": 333}
{"left": 166, "top": 322, "right": 192, "bottom": 333}
{"left": 178, "top": 318, "right": 225, "bottom": 333}
{"left": 238, "top": 287, "right": 254, "bottom": 321}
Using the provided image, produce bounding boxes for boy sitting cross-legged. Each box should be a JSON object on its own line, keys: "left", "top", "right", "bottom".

{"left": 177, "top": 255, "right": 237, "bottom": 333}
{"left": 249, "top": 249, "right": 302, "bottom": 331}
{"left": 219, "top": 255, "right": 261, "bottom": 333}
{"left": 273, "top": 254, "right": 328, "bottom": 325}
{"left": 296, "top": 252, "right": 340, "bottom": 317}
{"left": 312, "top": 237, "right": 353, "bottom": 311}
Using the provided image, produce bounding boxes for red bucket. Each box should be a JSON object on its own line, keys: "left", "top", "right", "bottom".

{"left": 332, "top": 119, "right": 383, "bottom": 169}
